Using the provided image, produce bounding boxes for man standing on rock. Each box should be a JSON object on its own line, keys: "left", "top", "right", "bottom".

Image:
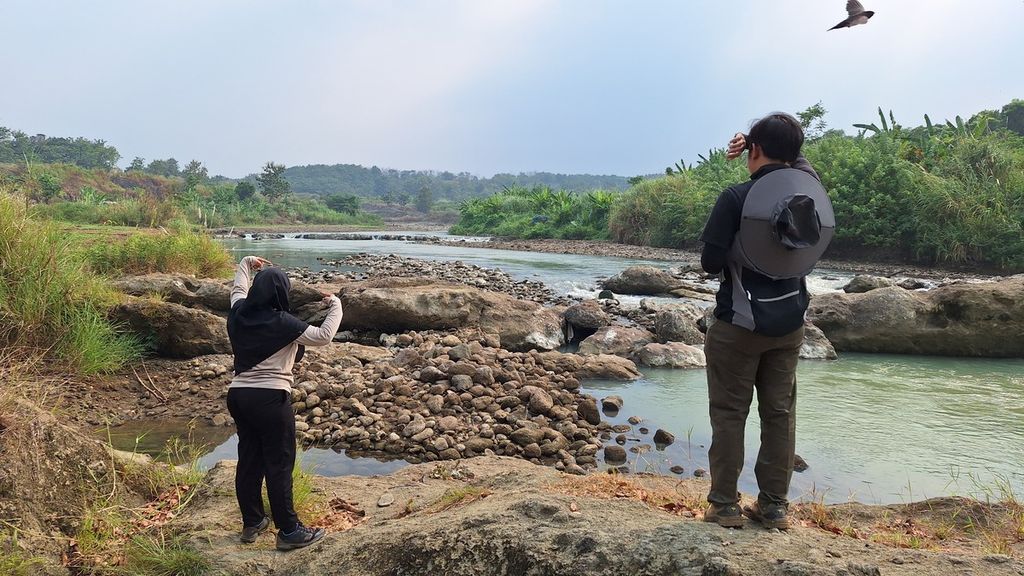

{"left": 699, "top": 113, "right": 825, "bottom": 530}
{"left": 226, "top": 255, "right": 343, "bottom": 550}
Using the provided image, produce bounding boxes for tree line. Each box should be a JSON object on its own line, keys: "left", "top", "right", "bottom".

{"left": 454, "top": 100, "right": 1024, "bottom": 270}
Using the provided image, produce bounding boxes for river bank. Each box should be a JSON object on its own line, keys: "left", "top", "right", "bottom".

{"left": 424, "top": 237, "right": 1007, "bottom": 281}
{"left": 217, "top": 225, "right": 1010, "bottom": 281}
{"left": 6, "top": 406, "right": 1022, "bottom": 576}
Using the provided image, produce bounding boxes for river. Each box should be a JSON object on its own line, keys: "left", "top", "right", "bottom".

{"left": 109, "top": 234, "right": 1024, "bottom": 505}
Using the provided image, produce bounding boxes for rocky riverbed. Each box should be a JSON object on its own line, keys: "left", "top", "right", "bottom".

{"left": 25, "top": 250, "right": 1024, "bottom": 573}
{"left": 291, "top": 253, "right": 571, "bottom": 305}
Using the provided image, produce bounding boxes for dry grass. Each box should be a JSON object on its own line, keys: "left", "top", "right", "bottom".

{"left": 556, "top": 471, "right": 707, "bottom": 518}
{"left": 316, "top": 497, "right": 366, "bottom": 532}
{"left": 794, "top": 495, "right": 1023, "bottom": 557}
{"left": 426, "top": 485, "right": 493, "bottom": 514}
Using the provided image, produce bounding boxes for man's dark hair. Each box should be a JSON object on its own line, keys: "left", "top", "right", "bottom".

{"left": 748, "top": 113, "right": 804, "bottom": 163}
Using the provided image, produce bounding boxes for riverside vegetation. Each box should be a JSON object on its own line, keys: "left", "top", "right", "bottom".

{"left": 0, "top": 145, "right": 384, "bottom": 229}
{"left": 454, "top": 100, "right": 1024, "bottom": 270}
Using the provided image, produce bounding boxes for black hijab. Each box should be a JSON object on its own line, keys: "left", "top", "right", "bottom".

{"left": 227, "top": 267, "right": 309, "bottom": 376}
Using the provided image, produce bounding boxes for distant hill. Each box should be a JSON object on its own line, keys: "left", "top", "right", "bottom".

{"left": 279, "top": 164, "right": 634, "bottom": 202}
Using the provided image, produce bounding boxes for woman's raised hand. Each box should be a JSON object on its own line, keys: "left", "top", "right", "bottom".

{"left": 251, "top": 257, "right": 273, "bottom": 271}
{"left": 321, "top": 291, "right": 336, "bottom": 302}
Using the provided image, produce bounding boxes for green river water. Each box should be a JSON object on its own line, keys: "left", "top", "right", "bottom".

{"left": 106, "top": 234, "right": 1024, "bottom": 505}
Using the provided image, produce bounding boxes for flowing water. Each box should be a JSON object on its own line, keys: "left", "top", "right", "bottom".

{"left": 106, "top": 234, "right": 1024, "bottom": 504}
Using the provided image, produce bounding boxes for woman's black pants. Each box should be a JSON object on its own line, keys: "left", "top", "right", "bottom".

{"left": 226, "top": 387, "right": 299, "bottom": 533}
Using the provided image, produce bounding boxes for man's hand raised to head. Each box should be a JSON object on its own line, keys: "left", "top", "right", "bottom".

{"left": 726, "top": 133, "right": 747, "bottom": 161}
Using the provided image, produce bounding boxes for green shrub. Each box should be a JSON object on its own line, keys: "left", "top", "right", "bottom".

{"left": 451, "top": 186, "right": 614, "bottom": 240}
{"left": 31, "top": 197, "right": 181, "bottom": 227}
{"left": 85, "top": 228, "right": 233, "bottom": 277}
{"left": 607, "top": 117, "right": 1024, "bottom": 269}
{"left": 0, "top": 190, "right": 141, "bottom": 373}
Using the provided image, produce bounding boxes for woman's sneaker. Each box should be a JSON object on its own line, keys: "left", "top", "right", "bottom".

{"left": 703, "top": 503, "right": 746, "bottom": 528}
{"left": 276, "top": 523, "right": 326, "bottom": 551}
{"left": 240, "top": 516, "right": 270, "bottom": 543}
{"left": 743, "top": 501, "right": 791, "bottom": 530}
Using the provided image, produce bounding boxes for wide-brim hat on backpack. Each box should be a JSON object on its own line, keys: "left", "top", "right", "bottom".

{"left": 731, "top": 168, "right": 835, "bottom": 280}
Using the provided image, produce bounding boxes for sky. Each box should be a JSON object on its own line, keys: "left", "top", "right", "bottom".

{"left": 1, "top": 0, "right": 1022, "bottom": 178}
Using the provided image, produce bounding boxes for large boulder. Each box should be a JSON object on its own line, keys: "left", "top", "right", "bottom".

{"left": 577, "top": 326, "right": 655, "bottom": 360}
{"left": 564, "top": 300, "right": 610, "bottom": 331}
{"left": 637, "top": 342, "right": 706, "bottom": 368}
{"left": 800, "top": 323, "right": 838, "bottom": 360}
{"left": 576, "top": 354, "right": 642, "bottom": 380}
{"left": 112, "top": 274, "right": 232, "bottom": 313}
{"left": 600, "top": 266, "right": 681, "bottom": 296}
{"left": 340, "top": 279, "right": 563, "bottom": 352}
{"left": 112, "top": 273, "right": 325, "bottom": 318}
{"left": 111, "top": 298, "right": 231, "bottom": 358}
{"left": 842, "top": 274, "right": 896, "bottom": 294}
{"left": 531, "top": 350, "right": 641, "bottom": 380}
{"left": 702, "top": 310, "right": 837, "bottom": 360}
{"left": 808, "top": 278, "right": 1024, "bottom": 357}
{"left": 654, "top": 304, "right": 706, "bottom": 345}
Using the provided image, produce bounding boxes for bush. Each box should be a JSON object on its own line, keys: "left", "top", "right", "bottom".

{"left": 608, "top": 117, "right": 1024, "bottom": 269}
{"left": 85, "top": 228, "right": 233, "bottom": 277}
{"left": 451, "top": 186, "right": 614, "bottom": 240}
{"left": 0, "top": 190, "right": 141, "bottom": 373}
{"left": 32, "top": 197, "right": 181, "bottom": 227}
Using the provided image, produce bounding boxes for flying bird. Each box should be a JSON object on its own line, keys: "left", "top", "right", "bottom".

{"left": 829, "top": 0, "right": 874, "bottom": 30}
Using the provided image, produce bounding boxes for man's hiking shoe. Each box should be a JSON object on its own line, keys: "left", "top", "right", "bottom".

{"left": 240, "top": 516, "right": 270, "bottom": 543}
{"left": 703, "top": 504, "right": 746, "bottom": 528}
{"left": 744, "top": 501, "right": 791, "bottom": 530}
{"left": 276, "top": 523, "right": 326, "bottom": 551}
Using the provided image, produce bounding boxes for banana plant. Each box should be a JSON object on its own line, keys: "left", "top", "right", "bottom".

{"left": 854, "top": 107, "right": 902, "bottom": 138}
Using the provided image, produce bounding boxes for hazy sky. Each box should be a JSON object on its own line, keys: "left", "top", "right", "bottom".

{"left": 2, "top": 1, "right": 1022, "bottom": 177}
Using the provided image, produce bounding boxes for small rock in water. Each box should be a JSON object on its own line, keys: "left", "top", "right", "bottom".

{"left": 377, "top": 493, "right": 395, "bottom": 507}
{"left": 653, "top": 429, "right": 675, "bottom": 447}
{"left": 603, "top": 445, "right": 627, "bottom": 465}
{"left": 793, "top": 454, "right": 809, "bottom": 473}
{"left": 669, "top": 465, "right": 685, "bottom": 475}
{"left": 693, "top": 468, "right": 707, "bottom": 478}
{"left": 601, "top": 395, "right": 623, "bottom": 415}
{"left": 627, "top": 416, "right": 642, "bottom": 425}
{"left": 638, "top": 427, "right": 650, "bottom": 435}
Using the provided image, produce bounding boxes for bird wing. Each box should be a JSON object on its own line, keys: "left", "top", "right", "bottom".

{"left": 847, "top": 0, "right": 865, "bottom": 16}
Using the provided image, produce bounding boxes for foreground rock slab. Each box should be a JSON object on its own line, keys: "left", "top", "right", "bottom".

{"left": 174, "top": 457, "right": 1023, "bottom": 576}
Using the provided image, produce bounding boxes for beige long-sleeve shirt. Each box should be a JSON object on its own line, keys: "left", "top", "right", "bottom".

{"left": 228, "top": 256, "right": 342, "bottom": 392}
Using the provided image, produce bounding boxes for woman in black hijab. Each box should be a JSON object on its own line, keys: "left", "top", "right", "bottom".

{"left": 225, "top": 255, "right": 343, "bottom": 551}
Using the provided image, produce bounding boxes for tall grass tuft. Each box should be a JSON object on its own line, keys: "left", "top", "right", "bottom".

{"left": 123, "top": 533, "right": 209, "bottom": 576}
{"left": 85, "top": 228, "right": 232, "bottom": 278}
{"left": 0, "top": 191, "right": 141, "bottom": 373}
{"left": 0, "top": 548, "right": 46, "bottom": 576}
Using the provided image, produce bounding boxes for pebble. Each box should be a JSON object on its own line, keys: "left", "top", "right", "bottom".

{"left": 377, "top": 493, "right": 395, "bottom": 507}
